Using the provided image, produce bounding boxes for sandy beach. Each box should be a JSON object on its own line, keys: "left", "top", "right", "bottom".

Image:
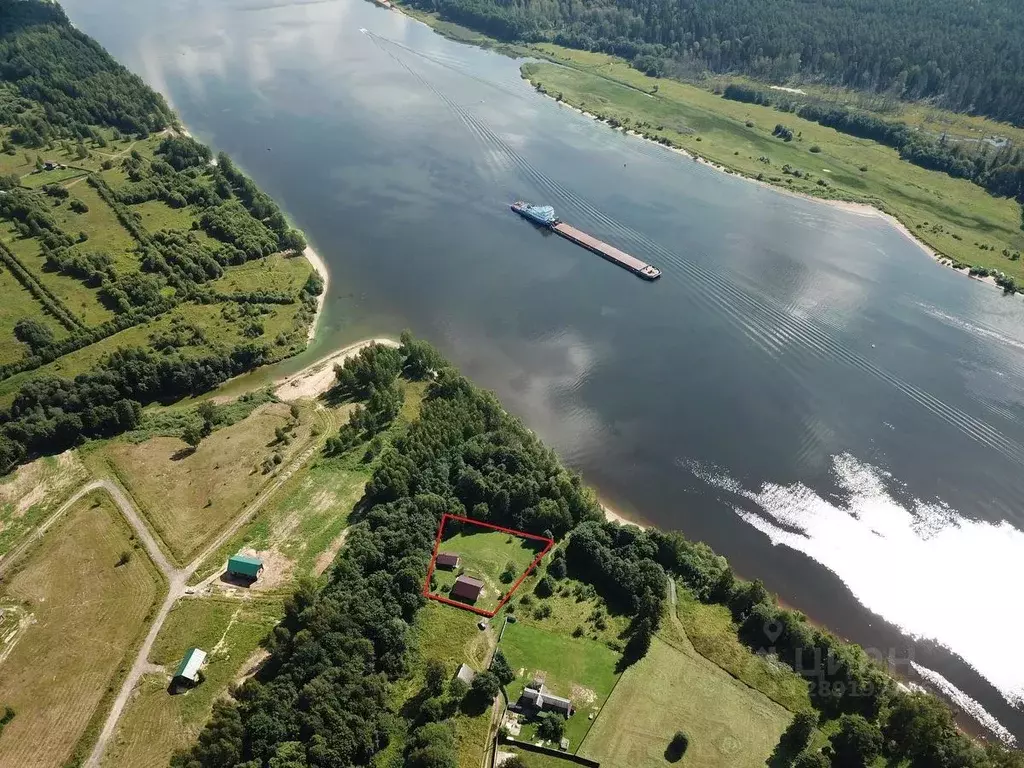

{"left": 601, "top": 500, "right": 646, "bottom": 529}
{"left": 273, "top": 337, "right": 400, "bottom": 401}
{"left": 302, "top": 244, "right": 330, "bottom": 341}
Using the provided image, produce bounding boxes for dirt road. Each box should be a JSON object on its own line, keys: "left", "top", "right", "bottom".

{"left": 83, "top": 405, "right": 336, "bottom": 767}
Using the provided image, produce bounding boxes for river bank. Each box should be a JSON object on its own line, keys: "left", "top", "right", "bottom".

{"left": 527, "top": 78, "right": 1023, "bottom": 298}
{"left": 301, "top": 243, "right": 330, "bottom": 341}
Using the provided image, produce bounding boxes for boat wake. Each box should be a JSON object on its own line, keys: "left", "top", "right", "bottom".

{"left": 687, "top": 452, "right": 1024, "bottom": 741}
{"left": 366, "top": 30, "right": 1024, "bottom": 470}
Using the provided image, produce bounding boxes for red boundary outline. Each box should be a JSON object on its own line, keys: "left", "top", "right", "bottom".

{"left": 423, "top": 513, "right": 554, "bottom": 618}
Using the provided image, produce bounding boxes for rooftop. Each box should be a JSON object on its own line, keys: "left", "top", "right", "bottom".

{"left": 174, "top": 647, "right": 207, "bottom": 682}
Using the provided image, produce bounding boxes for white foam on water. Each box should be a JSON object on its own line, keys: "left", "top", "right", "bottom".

{"left": 912, "top": 663, "right": 1017, "bottom": 745}
{"left": 689, "top": 454, "right": 1024, "bottom": 731}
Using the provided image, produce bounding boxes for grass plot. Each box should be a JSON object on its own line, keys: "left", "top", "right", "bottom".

{"left": 102, "top": 597, "right": 282, "bottom": 768}
{"left": 0, "top": 491, "right": 163, "bottom": 768}
{"left": 430, "top": 526, "right": 547, "bottom": 614}
{"left": 578, "top": 637, "right": 791, "bottom": 768}
{"left": 499, "top": 620, "right": 620, "bottom": 749}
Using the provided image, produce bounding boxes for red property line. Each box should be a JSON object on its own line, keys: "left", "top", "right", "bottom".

{"left": 423, "top": 513, "right": 554, "bottom": 618}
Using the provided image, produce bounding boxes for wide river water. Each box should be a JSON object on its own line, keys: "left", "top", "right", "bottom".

{"left": 63, "top": 0, "right": 1024, "bottom": 743}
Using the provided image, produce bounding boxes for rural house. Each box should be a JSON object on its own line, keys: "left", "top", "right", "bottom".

{"left": 451, "top": 574, "right": 484, "bottom": 602}
{"left": 455, "top": 663, "right": 477, "bottom": 686}
{"left": 435, "top": 552, "right": 460, "bottom": 569}
{"left": 173, "top": 647, "right": 207, "bottom": 685}
{"left": 227, "top": 553, "right": 264, "bottom": 582}
{"left": 519, "top": 684, "right": 573, "bottom": 717}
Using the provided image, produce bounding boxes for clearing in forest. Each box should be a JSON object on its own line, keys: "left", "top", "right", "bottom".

{"left": 425, "top": 514, "right": 551, "bottom": 617}
{"left": 578, "top": 636, "right": 791, "bottom": 768}
{"left": 0, "top": 490, "right": 163, "bottom": 768}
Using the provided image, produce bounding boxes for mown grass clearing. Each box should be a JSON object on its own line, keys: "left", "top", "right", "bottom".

{"left": 52, "top": 183, "right": 140, "bottom": 273}
{"left": 0, "top": 490, "right": 163, "bottom": 768}
{"left": 409, "top": 600, "right": 496, "bottom": 768}
{"left": 498, "top": 620, "right": 621, "bottom": 749}
{"left": 522, "top": 46, "right": 1024, "bottom": 277}
{"left": 86, "top": 401, "right": 315, "bottom": 563}
{"left": 0, "top": 222, "right": 114, "bottom": 327}
{"left": 102, "top": 596, "right": 283, "bottom": 768}
{"left": 208, "top": 252, "right": 314, "bottom": 296}
{"left": 578, "top": 637, "right": 791, "bottom": 768}
{"left": 0, "top": 450, "right": 88, "bottom": 557}
{"left": 676, "top": 585, "right": 811, "bottom": 712}
{"left": 0, "top": 266, "right": 68, "bottom": 366}
{"left": 0, "top": 300, "right": 308, "bottom": 407}
{"left": 130, "top": 198, "right": 197, "bottom": 233}
{"left": 431, "top": 527, "right": 547, "bottom": 614}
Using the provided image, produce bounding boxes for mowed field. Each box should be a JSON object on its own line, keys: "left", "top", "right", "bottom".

{"left": 89, "top": 402, "right": 315, "bottom": 563}
{"left": 431, "top": 528, "right": 547, "bottom": 613}
{"left": 0, "top": 490, "right": 163, "bottom": 768}
{"left": 578, "top": 636, "right": 792, "bottom": 768}
{"left": 188, "top": 419, "right": 363, "bottom": 587}
{"left": 0, "top": 450, "right": 88, "bottom": 557}
{"left": 522, "top": 46, "right": 1024, "bottom": 278}
{"left": 102, "top": 596, "right": 282, "bottom": 768}
{"left": 676, "top": 587, "right": 811, "bottom": 712}
{"left": 499, "top": 620, "right": 621, "bottom": 748}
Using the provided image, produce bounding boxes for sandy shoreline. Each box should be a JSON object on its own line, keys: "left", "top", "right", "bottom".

{"left": 302, "top": 244, "right": 330, "bottom": 341}
{"left": 273, "top": 337, "right": 400, "bottom": 401}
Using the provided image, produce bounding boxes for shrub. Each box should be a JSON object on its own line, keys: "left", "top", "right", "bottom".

{"left": 809, "top": 145, "right": 822, "bottom": 153}
{"left": 70, "top": 198, "right": 89, "bottom": 213}
{"left": 745, "top": 120, "right": 755, "bottom": 128}
{"left": 666, "top": 731, "right": 689, "bottom": 761}
{"left": 116, "top": 550, "right": 132, "bottom": 566}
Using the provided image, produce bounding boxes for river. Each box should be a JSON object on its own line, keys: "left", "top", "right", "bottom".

{"left": 61, "top": 0, "right": 1024, "bottom": 743}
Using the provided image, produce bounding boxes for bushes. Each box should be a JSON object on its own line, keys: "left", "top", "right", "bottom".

{"left": 773, "top": 124, "right": 794, "bottom": 141}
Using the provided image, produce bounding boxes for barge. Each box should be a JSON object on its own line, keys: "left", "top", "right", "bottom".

{"left": 510, "top": 201, "right": 661, "bottom": 280}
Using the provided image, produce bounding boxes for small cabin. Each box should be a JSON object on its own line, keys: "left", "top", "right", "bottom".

{"left": 435, "top": 552, "right": 460, "bottom": 570}
{"left": 173, "top": 647, "right": 207, "bottom": 685}
{"left": 227, "top": 553, "right": 264, "bottom": 582}
{"left": 451, "top": 575, "right": 484, "bottom": 603}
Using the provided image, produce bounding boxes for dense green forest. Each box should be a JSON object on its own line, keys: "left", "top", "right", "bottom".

{"left": 0, "top": 0, "right": 319, "bottom": 473}
{"left": 403, "top": 0, "right": 1024, "bottom": 126}
{"left": 173, "top": 339, "right": 1024, "bottom": 768}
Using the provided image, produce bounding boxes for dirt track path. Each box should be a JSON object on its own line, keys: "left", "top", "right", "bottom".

{"left": 83, "top": 405, "right": 334, "bottom": 768}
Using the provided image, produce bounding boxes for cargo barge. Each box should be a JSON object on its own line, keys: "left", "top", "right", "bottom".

{"left": 510, "top": 201, "right": 661, "bottom": 281}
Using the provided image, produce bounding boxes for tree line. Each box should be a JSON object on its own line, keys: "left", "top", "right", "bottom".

{"left": 172, "top": 337, "right": 1023, "bottom": 768}
{"left": 404, "top": 0, "right": 1024, "bottom": 126}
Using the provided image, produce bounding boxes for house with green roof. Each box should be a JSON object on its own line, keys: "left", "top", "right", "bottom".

{"left": 174, "top": 647, "right": 207, "bottom": 685}
{"left": 227, "top": 553, "right": 264, "bottom": 582}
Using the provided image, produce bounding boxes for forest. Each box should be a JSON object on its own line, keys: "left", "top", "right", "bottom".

{"left": 173, "top": 339, "right": 1024, "bottom": 768}
{"left": 403, "top": 0, "right": 1024, "bottom": 126}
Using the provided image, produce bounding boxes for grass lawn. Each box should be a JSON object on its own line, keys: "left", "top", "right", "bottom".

{"left": 376, "top": 600, "right": 496, "bottom": 768}
{"left": 0, "top": 450, "right": 89, "bottom": 557}
{"left": 521, "top": 46, "right": 1024, "bottom": 278}
{"left": 0, "top": 490, "right": 164, "bottom": 768}
{"left": 511, "top": 567, "right": 631, "bottom": 649}
{"left": 52, "top": 183, "right": 141, "bottom": 274}
{"left": 0, "top": 222, "right": 114, "bottom": 327}
{"left": 187, "top": 409, "right": 364, "bottom": 587}
{"left": 130, "top": 198, "right": 197, "bottom": 233}
{"left": 0, "top": 266, "right": 68, "bottom": 366}
{"left": 86, "top": 402, "right": 315, "bottom": 563}
{"left": 431, "top": 527, "right": 547, "bottom": 614}
{"left": 102, "top": 596, "right": 283, "bottom": 768}
{"left": 498, "top": 620, "right": 621, "bottom": 750}
{"left": 676, "top": 586, "right": 811, "bottom": 713}
{"left": 579, "top": 636, "right": 791, "bottom": 768}
{"left": 208, "top": 252, "right": 315, "bottom": 297}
